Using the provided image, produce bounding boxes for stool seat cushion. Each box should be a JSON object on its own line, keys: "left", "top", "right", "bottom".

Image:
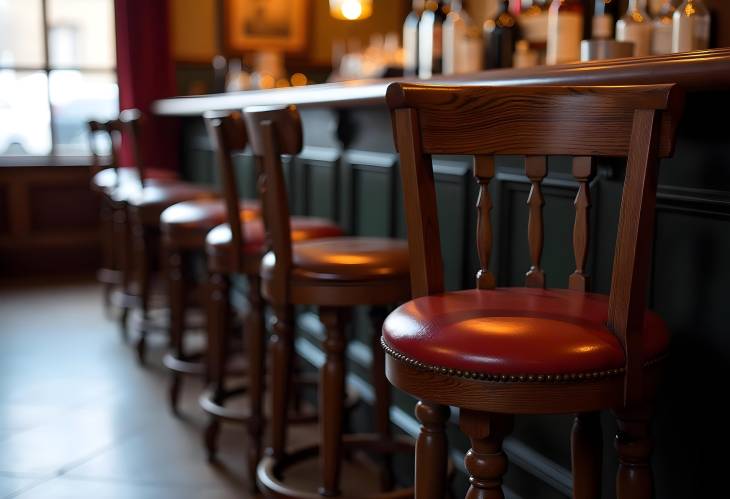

{"left": 262, "top": 237, "right": 410, "bottom": 283}
{"left": 206, "top": 217, "right": 343, "bottom": 264}
{"left": 160, "top": 199, "right": 260, "bottom": 243}
{"left": 91, "top": 166, "right": 178, "bottom": 194}
{"left": 127, "top": 182, "right": 218, "bottom": 225}
{"left": 382, "top": 288, "right": 669, "bottom": 377}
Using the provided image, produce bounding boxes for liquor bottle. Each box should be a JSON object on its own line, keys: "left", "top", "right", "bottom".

{"left": 519, "top": 0, "right": 549, "bottom": 64}
{"left": 443, "top": 0, "right": 481, "bottom": 74}
{"left": 418, "top": 0, "right": 449, "bottom": 78}
{"left": 652, "top": 0, "right": 678, "bottom": 54}
{"left": 546, "top": 0, "right": 584, "bottom": 65}
{"left": 483, "top": 0, "right": 521, "bottom": 69}
{"left": 403, "top": 0, "right": 425, "bottom": 76}
{"left": 592, "top": 0, "right": 620, "bottom": 39}
{"left": 672, "top": 0, "right": 711, "bottom": 53}
{"left": 616, "top": 0, "right": 653, "bottom": 57}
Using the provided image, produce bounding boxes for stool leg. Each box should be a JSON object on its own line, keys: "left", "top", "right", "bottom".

{"left": 204, "top": 271, "right": 230, "bottom": 461}
{"left": 116, "top": 204, "right": 131, "bottom": 340}
{"left": 459, "top": 409, "right": 513, "bottom": 499}
{"left": 132, "top": 222, "right": 150, "bottom": 364}
{"left": 99, "top": 198, "right": 115, "bottom": 316}
{"left": 614, "top": 406, "right": 653, "bottom": 499}
{"left": 571, "top": 412, "right": 603, "bottom": 499}
{"left": 269, "top": 304, "right": 295, "bottom": 461}
{"left": 246, "top": 275, "right": 267, "bottom": 490}
{"left": 167, "top": 246, "right": 185, "bottom": 414}
{"left": 369, "top": 306, "right": 394, "bottom": 491}
{"left": 415, "top": 401, "right": 450, "bottom": 499}
{"left": 319, "top": 307, "right": 347, "bottom": 497}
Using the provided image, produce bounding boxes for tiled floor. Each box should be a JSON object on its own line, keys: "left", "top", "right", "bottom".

{"left": 0, "top": 280, "right": 268, "bottom": 498}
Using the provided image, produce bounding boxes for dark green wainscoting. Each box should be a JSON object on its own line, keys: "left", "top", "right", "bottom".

{"left": 176, "top": 91, "right": 730, "bottom": 499}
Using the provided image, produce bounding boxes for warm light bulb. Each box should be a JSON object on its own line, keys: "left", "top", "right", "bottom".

{"left": 329, "top": 0, "right": 372, "bottom": 21}
{"left": 341, "top": 0, "right": 362, "bottom": 20}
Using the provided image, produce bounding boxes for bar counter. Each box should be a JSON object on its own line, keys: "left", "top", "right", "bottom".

{"left": 155, "top": 49, "right": 730, "bottom": 499}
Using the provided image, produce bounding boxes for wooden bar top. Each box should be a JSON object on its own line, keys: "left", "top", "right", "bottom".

{"left": 153, "top": 48, "right": 730, "bottom": 116}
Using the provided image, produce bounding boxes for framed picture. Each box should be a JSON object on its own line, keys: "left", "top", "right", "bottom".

{"left": 225, "top": 0, "right": 309, "bottom": 54}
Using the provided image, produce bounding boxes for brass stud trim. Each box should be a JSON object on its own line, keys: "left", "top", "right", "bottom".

{"left": 381, "top": 337, "right": 666, "bottom": 384}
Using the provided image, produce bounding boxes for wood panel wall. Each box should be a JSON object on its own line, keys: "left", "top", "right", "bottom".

{"left": 0, "top": 165, "right": 100, "bottom": 279}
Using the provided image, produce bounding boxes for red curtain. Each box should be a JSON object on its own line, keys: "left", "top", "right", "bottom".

{"left": 114, "top": 0, "right": 178, "bottom": 170}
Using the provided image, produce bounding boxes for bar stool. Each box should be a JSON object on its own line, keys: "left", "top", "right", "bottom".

{"left": 160, "top": 196, "right": 260, "bottom": 413}
{"left": 201, "top": 111, "right": 345, "bottom": 488}
{"left": 382, "top": 82, "right": 684, "bottom": 498}
{"left": 117, "top": 110, "right": 219, "bottom": 363}
{"left": 87, "top": 115, "right": 178, "bottom": 325}
{"left": 244, "top": 106, "right": 415, "bottom": 498}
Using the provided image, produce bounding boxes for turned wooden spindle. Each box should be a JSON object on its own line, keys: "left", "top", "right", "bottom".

{"left": 571, "top": 412, "right": 603, "bottom": 499}
{"left": 525, "top": 156, "right": 547, "bottom": 288}
{"left": 569, "top": 156, "right": 595, "bottom": 292}
{"left": 474, "top": 155, "right": 496, "bottom": 290}
{"left": 614, "top": 407, "right": 654, "bottom": 499}
{"left": 460, "top": 409, "right": 513, "bottom": 499}
{"left": 415, "top": 402, "right": 451, "bottom": 499}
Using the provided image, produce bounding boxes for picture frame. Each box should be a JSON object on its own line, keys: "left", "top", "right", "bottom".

{"left": 224, "top": 0, "right": 309, "bottom": 54}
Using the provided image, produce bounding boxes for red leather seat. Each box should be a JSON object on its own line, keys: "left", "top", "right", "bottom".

{"left": 205, "top": 218, "right": 343, "bottom": 270}
{"left": 261, "top": 237, "right": 410, "bottom": 283}
{"left": 382, "top": 288, "right": 669, "bottom": 377}
{"left": 127, "top": 183, "right": 219, "bottom": 225}
{"left": 160, "top": 199, "right": 261, "bottom": 246}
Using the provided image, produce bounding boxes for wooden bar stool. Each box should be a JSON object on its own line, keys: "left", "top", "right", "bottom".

{"left": 201, "top": 111, "right": 344, "bottom": 488}
{"left": 244, "top": 106, "right": 415, "bottom": 498}
{"left": 87, "top": 114, "right": 178, "bottom": 327}
{"left": 116, "top": 110, "right": 219, "bottom": 363}
{"left": 160, "top": 195, "right": 260, "bottom": 413}
{"left": 383, "top": 82, "right": 684, "bottom": 498}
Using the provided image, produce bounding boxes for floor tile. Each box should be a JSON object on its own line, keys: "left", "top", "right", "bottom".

{"left": 11, "top": 476, "right": 246, "bottom": 499}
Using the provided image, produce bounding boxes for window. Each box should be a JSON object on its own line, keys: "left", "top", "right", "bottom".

{"left": 0, "top": 0, "right": 118, "bottom": 156}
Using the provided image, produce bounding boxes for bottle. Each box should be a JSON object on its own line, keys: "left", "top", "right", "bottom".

{"left": 616, "top": 0, "right": 653, "bottom": 57}
{"left": 483, "top": 0, "right": 521, "bottom": 69}
{"left": 513, "top": 39, "right": 539, "bottom": 68}
{"left": 443, "top": 0, "right": 481, "bottom": 74}
{"left": 592, "top": 0, "right": 620, "bottom": 39}
{"left": 652, "top": 0, "right": 678, "bottom": 54}
{"left": 672, "top": 0, "right": 711, "bottom": 53}
{"left": 546, "top": 0, "right": 584, "bottom": 65}
{"left": 519, "top": 0, "right": 549, "bottom": 64}
{"left": 418, "top": 0, "right": 449, "bottom": 78}
{"left": 403, "top": 0, "right": 425, "bottom": 76}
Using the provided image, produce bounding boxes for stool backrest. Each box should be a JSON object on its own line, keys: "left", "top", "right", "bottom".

{"left": 87, "top": 108, "right": 146, "bottom": 184}
{"left": 388, "top": 83, "right": 684, "bottom": 404}
{"left": 87, "top": 119, "right": 122, "bottom": 176}
{"left": 243, "top": 105, "right": 303, "bottom": 301}
{"left": 203, "top": 110, "right": 249, "bottom": 273}
{"left": 119, "top": 109, "right": 145, "bottom": 181}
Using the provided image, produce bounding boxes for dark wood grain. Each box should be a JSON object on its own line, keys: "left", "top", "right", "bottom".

{"left": 607, "top": 109, "right": 663, "bottom": 406}
{"left": 571, "top": 412, "right": 603, "bottom": 499}
{"left": 460, "top": 410, "right": 513, "bottom": 499}
{"left": 393, "top": 108, "right": 444, "bottom": 298}
{"left": 154, "top": 49, "right": 730, "bottom": 117}
{"left": 388, "top": 84, "right": 680, "bottom": 158}
{"left": 414, "top": 402, "right": 450, "bottom": 499}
